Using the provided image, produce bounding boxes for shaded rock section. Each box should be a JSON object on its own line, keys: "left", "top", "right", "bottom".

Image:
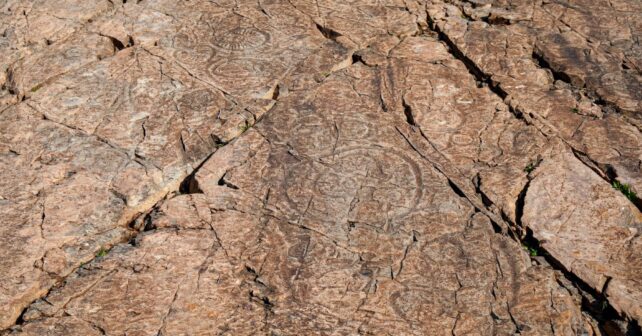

{"left": 524, "top": 149, "right": 642, "bottom": 323}
{"left": 379, "top": 16, "right": 642, "bottom": 328}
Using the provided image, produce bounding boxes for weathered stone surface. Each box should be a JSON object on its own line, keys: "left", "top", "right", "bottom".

{"left": 0, "top": 104, "right": 133, "bottom": 327}
{"left": 0, "top": 0, "right": 640, "bottom": 334}
{"left": 376, "top": 27, "right": 642, "bottom": 326}
{"left": 10, "top": 68, "right": 594, "bottom": 334}
{"left": 428, "top": 0, "right": 642, "bottom": 195}
{"left": 0, "top": 0, "right": 348, "bottom": 329}
{"left": 523, "top": 148, "right": 642, "bottom": 322}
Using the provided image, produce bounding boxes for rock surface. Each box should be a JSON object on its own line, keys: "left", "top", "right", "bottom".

{"left": 427, "top": 0, "right": 642, "bottom": 194}
{"left": 0, "top": 0, "right": 640, "bottom": 335}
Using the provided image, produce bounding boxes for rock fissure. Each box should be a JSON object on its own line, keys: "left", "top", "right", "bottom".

{"left": 426, "top": 11, "right": 641, "bottom": 214}
{"left": 1, "top": 1, "right": 641, "bottom": 335}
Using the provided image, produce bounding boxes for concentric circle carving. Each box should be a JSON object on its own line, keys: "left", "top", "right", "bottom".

{"left": 212, "top": 27, "right": 269, "bottom": 51}
{"left": 284, "top": 147, "right": 422, "bottom": 227}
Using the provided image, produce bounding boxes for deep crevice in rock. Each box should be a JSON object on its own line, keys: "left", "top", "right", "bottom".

{"left": 218, "top": 172, "right": 239, "bottom": 190}
{"left": 315, "top": 23, "right": 342, "bottom": 42}
{"left": 109, "top": 36, "right": 125, "bottom": 50}
{"left": 179, "top": 170, "right": 203, "bottom": 194}
{"left": 472, "top": 174, "right": 495, "bottom": 209}
{"left": 426, "top": 14, "right": 640, "bottom": 331}
{"left": 270, "top": 83, "right": 280, "bottom": 101}
{"left": 514, "top": 179, "right": 530, "bottom": 229}
{"left": 446, "top": 178, "right": 466, "bottom": 199}
{"left": 179, "top": 151, "right": 219, "bottom": 195}
{"left": 351, "top": 53, "right": 365, "bottom": 65}
{"left": 401, "top": 99, "right": 417, "bottom": 127}
{"left": 571, "top": 149, "right": 642, "bottom": 211}
{"left": 530, "top": 50, "right": 574, "bottom": 85}
{"left": 428, "top": 14, "right": 641, "bottom": 214}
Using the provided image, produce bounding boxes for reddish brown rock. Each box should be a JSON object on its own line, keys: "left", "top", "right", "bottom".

{"left": 427, "top": 0, "right": 642, "bottom": 195}
{"left": 0, "top": 0, "right": 350, "bottom": 329}
{"left": 376, "top": 22, "right": 642, "bottom": 326}
{"left": 11, "top": 67, "right": 594, "bottom": 333}
{"left": 523, "top": 148, "right": 642, "bottom": 322}
{"left": 0, "top": 0, "right": 640, "bottom": 334}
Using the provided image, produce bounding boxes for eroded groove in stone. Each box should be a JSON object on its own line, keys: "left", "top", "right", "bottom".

{"left": 0, "top": 0, "right": 353, "bottom": 329}
{"left": 427, "top": 0, "right": 642, "bottom": 199}
{"left": 0, "top": 1, "right": 640, "bottom": 335}
{"left": 419, "top": 2, "right": 642, "bottom": 329}
{"left": 427, "top": 10, "right": 642, "bottom": 212}
{"left": 8, "top": 66, "right": 595, "bottom": 335}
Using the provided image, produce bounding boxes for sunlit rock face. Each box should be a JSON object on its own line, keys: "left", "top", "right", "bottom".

{"left": 0, "top": 0, "right": 640, "bottom": 334}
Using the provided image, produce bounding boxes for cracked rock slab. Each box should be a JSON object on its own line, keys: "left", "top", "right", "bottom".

{"left": 8, "top": 56, "right": 597, "bottom": 335}
{"left": 0, "top": 0, "right": 640, "bottom": 334}
{"left": 0, "top": 0, "right": 349, "bottom": 329}
{"left": 523, "top": 147, "right": 642, "bottom": 322}
{"left": 428, "top": 0, "right": 642, "bottom": 196}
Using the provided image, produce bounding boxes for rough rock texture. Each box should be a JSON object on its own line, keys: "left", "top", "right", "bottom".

{"left": 0, "top": 0, "right": 345, "bottom": 328}
{"left": 0, "top": 0, "right": 640, "bottom": 335}
{"left": 523, "top": 149, "right": 642, "bottom": 322}
{"left": 10, "top": 71, "right": 594, "bottom": 335}
{"left": 427, "top": 0, "right": 642, "bottom": 194}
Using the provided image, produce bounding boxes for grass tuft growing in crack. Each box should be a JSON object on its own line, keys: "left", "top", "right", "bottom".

{"left": 612, "top": 180, "right": 637, "bottom": 202}
{"left": 30, "top": 84, "right": 43, "bottom": 93}
{"left": 523, "top": 158, "right": 542, "bottom": 175}
{"left": 96, "top": 247, "right": 110, "bottom": 257}
{"left": 522, "top": 243, "right": 538, "bottom": 257}
{"left": 239, "top": 121, "right": 251, "bottom": 133}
